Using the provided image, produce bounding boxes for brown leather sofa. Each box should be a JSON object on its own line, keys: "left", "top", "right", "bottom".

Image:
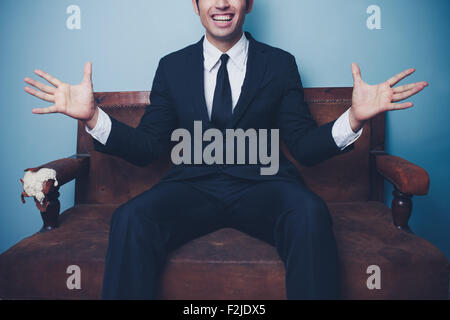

{"left": 1, "top": 88, "right": 448, "bottom": 299}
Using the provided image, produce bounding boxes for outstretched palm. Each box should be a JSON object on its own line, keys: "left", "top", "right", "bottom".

{"left": 24, "top": 62, "right": 95, "bottom": 121}
{"left": 349, "top": 63, "right": 428, "bottom": 130}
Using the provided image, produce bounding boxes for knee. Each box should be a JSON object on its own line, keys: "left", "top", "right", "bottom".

{"left": 301, "top": 194, "right": 332, "bottom": 227}
{"left": 108, "top": 201, "right": 167, "bottom": 270}
{"left": 109, "top": 202, "right": 168, "bottom": 255}
{"left": 275, "top": 195, "right": 334, "bottom": 258}
{"left": 110, "top": 203, "right": 133, "bottom": 231}
{"left": 281, "top": 194, "right": 333, "bottom": 236}
{"left": 110, "top": 201, "right": 154, "bottom": 233}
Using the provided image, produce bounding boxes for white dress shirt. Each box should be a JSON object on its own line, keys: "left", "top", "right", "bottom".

{"left": 86, "top": 33, "right": 362, "bottom": 150}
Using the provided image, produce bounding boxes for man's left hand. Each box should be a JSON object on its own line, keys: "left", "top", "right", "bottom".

{"left": 348, "top": 63, "right": 428, "bottom": 132}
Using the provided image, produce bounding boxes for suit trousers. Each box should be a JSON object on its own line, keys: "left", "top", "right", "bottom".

{"left": 101, "top": 172, "right": 340, "bottom": 300}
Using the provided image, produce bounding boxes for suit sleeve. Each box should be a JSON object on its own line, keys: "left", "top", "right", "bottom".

{"left": 93, "top": 58, "right": 178, "bottom": 167}
{"left": 277, "top": 54, "right": 354, "bottom": 167}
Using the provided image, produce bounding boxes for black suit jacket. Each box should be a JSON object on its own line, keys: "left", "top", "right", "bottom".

{"left": 93, "top": 32, "right": 354, "bottom": 183}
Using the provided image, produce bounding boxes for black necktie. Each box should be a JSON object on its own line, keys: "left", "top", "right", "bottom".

{"left": 211, "top": 54, "right": 232, "bottom": 130}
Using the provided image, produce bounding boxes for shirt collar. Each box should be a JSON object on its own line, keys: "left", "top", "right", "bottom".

{"left": 203, "top": 32, "right": 249, "bottom": 72}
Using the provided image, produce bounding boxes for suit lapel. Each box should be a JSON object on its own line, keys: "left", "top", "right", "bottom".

{"left": 229, "top": 32, "right": 268, "bottom": 128}
{"left": 187, "top": 36, "right": 211, "bottom": 127}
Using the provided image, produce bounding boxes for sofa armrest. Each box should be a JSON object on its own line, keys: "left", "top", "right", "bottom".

{"left": 375, "top": 153, "right": 430, "bottom": 195}
{"left": 20, "top": 154, "right": 90, "bottom": 233}
{"left": 371, "top": 151, "right": 429, "bottom": 232}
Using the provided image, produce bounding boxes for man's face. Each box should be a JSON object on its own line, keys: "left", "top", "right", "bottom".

{"left": 193, "top": 0, "right": 253, "bottom": 42}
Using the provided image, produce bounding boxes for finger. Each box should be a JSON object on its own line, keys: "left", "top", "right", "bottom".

{"left": 393, "top": 81, "right": 428, "bottom": 94}
{"left": 387, "top": 68, "right": 415, "bottom": 87}
{"left": 82, "top": 61, "right": 92, "bottom": 84}
{"left": 392, "top": 85, "right": 426, "bottom": 102}
{"left": 24, "top": 77, "right": 56, "bottom": 94}
{"left": 34, "top": 69, "right": 62, "bottom": 87}
{"left": 388, "top": 101, "right": 414, "bottom": 111}
{"left": 31, "top": 105, "right": 58, "bottom": 114}
{"left": 24, "top": 86, "right": 55, "bottom": 103}
{"left": 351, "top": 63, "right": 362, "bottom": 84}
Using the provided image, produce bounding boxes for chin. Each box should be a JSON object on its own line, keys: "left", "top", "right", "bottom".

{"left": 207, "top": 26, "right": 240, "bottom": 41}
{"left": 210, "top": 30, "right": 235, "bottom": 40}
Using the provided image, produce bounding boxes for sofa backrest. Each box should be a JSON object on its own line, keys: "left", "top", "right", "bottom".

{"left": 75, "top": 89, "right": 385, "bottom": 205}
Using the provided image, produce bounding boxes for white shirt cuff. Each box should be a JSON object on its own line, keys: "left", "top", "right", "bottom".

{"left": 84, "top": 107, "right": 112, "bottom": 146}
{"left": 332, "top": 108, "right": 363, "bottom": 150}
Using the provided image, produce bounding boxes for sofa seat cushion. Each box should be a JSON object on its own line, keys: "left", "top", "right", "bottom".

{"left": 0, "top": 202, "right": 448, "bottom": 299}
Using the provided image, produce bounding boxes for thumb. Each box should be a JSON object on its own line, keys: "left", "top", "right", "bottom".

{"left": 82, "top": 61, "right": 92, "bottom": 84}
{"left": 351, "top": 62, "right": 362, "bottom": 85}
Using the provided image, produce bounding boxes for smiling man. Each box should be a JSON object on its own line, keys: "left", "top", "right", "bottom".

{"left": 24, "top": 0, "right": 427, "bottom": 300}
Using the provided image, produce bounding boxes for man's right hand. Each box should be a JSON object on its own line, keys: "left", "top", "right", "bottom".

{"left": 24, "top": 62, "right": 98, "bottom": 129}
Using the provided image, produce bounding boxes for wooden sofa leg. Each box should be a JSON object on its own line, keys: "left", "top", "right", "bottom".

{"left": 37, "top": 188, "right": 60, "bottom": 233}
{"left": 391, "top": 188, "right": 413, "bottom": 233}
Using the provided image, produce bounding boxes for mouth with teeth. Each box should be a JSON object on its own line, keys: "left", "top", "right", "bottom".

{"left": 211, "top": 14, "right": 234, "bottom": 27}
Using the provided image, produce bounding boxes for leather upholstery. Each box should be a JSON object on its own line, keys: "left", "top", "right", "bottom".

{"left": 376, "top": 154, "right": 430, "bottom": 195}
{"left": 0, "top": 202, "right": 447, "bottom": 299}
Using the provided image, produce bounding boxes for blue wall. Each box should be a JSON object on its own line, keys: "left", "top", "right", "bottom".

{"left": 1, "top": 0, "right": 449, "bottom": 259}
